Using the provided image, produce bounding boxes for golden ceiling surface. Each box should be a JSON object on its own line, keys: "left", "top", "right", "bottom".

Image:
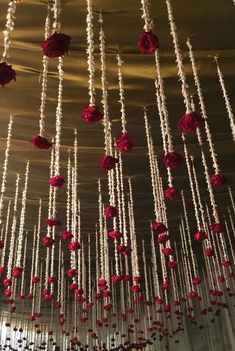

{"left": 0, "top": 0, "right": 234, "bottom": 257}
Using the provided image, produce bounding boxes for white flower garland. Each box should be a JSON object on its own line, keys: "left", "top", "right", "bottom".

{"left": 20, "top": 233, "right": 27, "bottom": 296}
{"left": 117, "top": 54, "right": 127, "bottom": 133}
{"left": 98, "top": 180, "right": 104, "bottom": 278}
{"left": 140, "top": 0, "right": 154, "bottom": 32}
{"left": 34, "top": 200, "right": 41, "bottom": 278}
{"left": 86, "top": 0, "right": 96, "bottom": 106}
{"left": 128, "top": 178, "right": 139, "bottom": 278}
{"left": 0, "top": 200, "right": 11, "bottom": 268}
{"left": 214, "top": 57, "right": 235, "bottom": 143}
{"left": 66, "top": 151, "right": 71, "bottom": 231}
{"left": 2, "top": 0, "right": 17, "bottom": 62}
{"left": 119, "top": 155, "right": 128, "bottom": 245}
{"left": 30, "top": 226, "right": 37, "bottom": 294}
{"left": 52, "top": 0, "right": 61, "bottom": 33}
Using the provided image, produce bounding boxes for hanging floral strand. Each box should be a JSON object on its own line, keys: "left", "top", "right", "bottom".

{"left": 0, "top": 0, "right": 17, "bottom": 86}
{"left": 0, "top": 200, "right": 11, "bottom": 272}
{"left": 33, "top": 200, "right": 42, "bottom": 284}
{"left": 18, "top": 232, "right": 27, "bottom": 299}
{"left": 165, "top": 0, "right": 204, "bottom": 133}
{"left": 81, "top": 0, "right": 103, "bottom": 123}
{"left": 214, "top": 56, "right": 235, "bottom": 143}
{"left": 0, "top": 115, "right": 13, "bottom": 223}
{"left": 138, "top": 0, "right": 159, "bottom": 54}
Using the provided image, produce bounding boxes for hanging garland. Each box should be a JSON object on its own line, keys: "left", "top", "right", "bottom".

{"left": 138, "top": 0, "right": 159, "bottom": 54}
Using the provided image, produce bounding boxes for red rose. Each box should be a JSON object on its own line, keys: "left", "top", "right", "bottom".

{"left": 4, "top": 289, "right": 12, "bottom": 297}
{"left": 164, "top": 186, "right": 180, "bottom": 200}
{"left": 17, "top": 294, "right": 24, "bottom": 300}
{"left": 104, "top": 205, "right": 117, "bottom": 218}
{"left": 0, "top": 62, "right": 16, "bottom": 87}
{"left": 49, "top": 175, "right": 65, "bottom": 188}
{"left": 108, "top": 230, "right": 122, "bottom": 240}
{"left": 178, "top": 112, "right": 204, "bottom": 133}
{"left": 103, "top": 303, "right": 112, "bottom": 311}
{"left": 117, "top": 245, "right": 132, "bottom": 256}
{"left": 69, "top": 282, "right": 78, "bottom": 291}
{"left": 99, "top": 155, "right": 118, "bottom": 171}
{"left": 47, "top": 276, "right": 57, "bottom": 283}
{"left": 54, "top": 301, "right": 61, "bottom": 309}
{"left": 155, "top": 296, "right": 163, "bottom": 305}
{"left": 167, "top": 260, "right": 177, "bottom": 269}
{"left": 164, "top": 304, "right": 171, "bottom": 312}
{"left": 137, "top": 31, "right": 159, "bottom": 54}
{"left": 81, "top": 105, "right": 103, "bottom": 123}
{"left": 12, "top": 266, "right": 23, "bottom": 278}
{"left": 156, "top": 234, "right": 169, "bottom": 244}
{"left": 31, "top": 135, "right": 52, "bottom": 149}
{"left": 188, "top": 291, "right": 198, "bottom": 299}
{"left": 217, "top": 275, "right": 225, "bottom": 283}
{"left": 134, "top": 276, "right": 141, "bottom": 284}
{"left": 61, "top": 230, "right": 73, "bottom": 241}
{"left": 194, "top": 230, "right": 207, "bottom": 241}
{"left": 3, "top": 278, "right": 11, "bottom": 287}
{"left": 204, "top": 247, "right": 214, "bottom": 257}
{"left": 116, "top": 133, "right": 133, "bottom": 153}
{"left": 27, "top": 293, "right": 33, "bottom": 300}
{"left": 112, "top": 275, "right": 123, "bottom": 282}
{"left": 0, "top": 266, "right": 6, "bottom": 273}
{"left": 0, "top": 240, "right": 4, "bottom": 249}
{"left": 98, "top": 279, "right": 107, "bottom": 286}
{"left": 32, "top": 276, "right": 40, "bottom": 284}
{"left": 46, "top": 218, "right": 61, "bottom": 227}
{"left": 130, "top": 285, "right": 141, "bottom": 294}
{"left": 210, "top": 222, "right": 225, "bottom": 234}
{"left": 163, "top": 152, "right": 183, "bottom": 169}
{"left": 67, "top": 268, "right": 76, "bottom": 278}
{"left": 123, "top": 275, "right": 131, "bottom": 281}
{"left": 42, "top": 236, "right": 54, "bottom": 247}
{"left": 162, "top": 247, "right": 174, "bottom": 256}
{"left": 68, "top": 241, "right": 81, "bottom": 251}
{"left": 192, "top": 277, "right": 201, "bottom": 286}
{"left": 210, "top": 173, "right": 227, "bottom": 186}
{"left": 151, "top": 221, "right": 167, "bottom": 235}
{"left": 75, "top": 288, "right": 84, "bottom": 295}
{"left": 41, "top": 32, "right": 71, "bottom": 58}
{"left": 222, "top": 259, "right": 231, "bottom": 268}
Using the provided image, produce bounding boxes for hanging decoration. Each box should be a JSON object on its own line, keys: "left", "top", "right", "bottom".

{"left": 138, "top": 0, "right": 159, "bottom": 54}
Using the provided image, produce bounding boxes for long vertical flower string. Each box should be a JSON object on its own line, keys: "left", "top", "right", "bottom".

{"left": 0, "top": 200, "right": 11, "bottom": 271}
{"left": 33, "top": 200, "right": 42, "bottom": 282}
{"left": 138, "top": 0, "right": 159, "bottom": 54}
{"left": 19, "top": 232, "right": 27, "bottom": 299}
{"left": 228, "top": 187, "right": 235, "bottom": 216}
{"left": 0, "top": 115, "right": 13, "bottom": 224}
{"left": 214, "top": 57, "right": 235, "bottom": 143}
{"left": 28, "top": 226, "right": 37, "bottom": 299}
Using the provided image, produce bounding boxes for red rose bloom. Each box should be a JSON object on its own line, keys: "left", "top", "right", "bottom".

{"left": 130, "top": 285, "right": 141, "bottom": 294}
{"left": 104, "top": 205, "right": 117, "bottom": 218}
{"left": 27, "top": 293, "right": 33, "bottom": 300}
{"left": 68, "top": 241, "right": 81, "bottom": 251}
{"left": 54, "top": 301, "right": 61, "bottom": 309}
{"left": 32, "top": 277, "right": 40, "bottom": 284}
{"left": 117, "top": 245, "right": 132, "bottom": 256}
{"left": 103, "top": 303, "right": 112, "bottom": 311}
{"left": 67, "top": 268, "right": 76, "bottom": 278}
{"left": 46, "top": 218, "right": 61, "bottom": 227}
{"left": 41, "top": 32, "right": 71, "bottom": 58}
{"left": 98, "top": 278, "right": 107, "bottom": 286}
{"left": 42, "top": 236, "right": 54, "bottom": 247}
{"left": 4, "top": 289, "right": 12, "bottom": 297}
{"left": 151, "top": 221, "right": 167, "bottom": 235}
{"left": 61, "top": 230, "right": 73, "bottom": 241}
{"left": 49, "top": 175, "right": 65, "bottom": 188}
{"left": 99, "top": 155, "right": 118, "bottom": 171}
{"left": 134, "top": 276, "right": 141, "bottom": 284}
{"left": 217, "top": 275, "right": 225, "bottom": 283}
{"left": 112, "top": 275, "right": 123, "bottom": 282}
{"left": 31, "top": 135, "right": 52, "bottom": 149}
{"left": 167, "top": 260, "right": 177, "bottom": 269}
{"left": 0, "top": 240, "right": 4, "bottom": 249}
{"left": 210, "top": 222, "right": 225, "bottom": 234}
{"left": 116, "top": 133, "right": 133, "bottom": 153}
{"left": 178, "top": 112, "right": 204, "bottom": 133}
{"left": 194, "top": 230, "right": 207, "bottom": 241}
{"left": 108, "top": 230, "right": 122, "bottom": 240}
{"left": 163, "top": 152, "right": 183, "bottom": 169}
{"left": 69, "top": 282, "right": 78, "bottom": 291}
{"left": 12, "top": 267, "right": 23, "bottom": 278}
{"left": 164, "top": 186, "right": 180, "bottom": 200}
{"left": 0, "top": 266, "right": 6, "bottom": 273}
{"left": 137, "top": 31, "right": 159, "bottom": 54}
{"left": 156, "top": 234, "right": 169, "bottom": 244}
{"left": 162, "top": 247, "right": 174, "bottom": 256}
{"left": 188, "top": 291, "right": 198, "bottom": 299}
{"left": 0, "top": 62, "right": 16, "bottom": 87}
{"left": 81, "top": 105, "right": 103, "bottom": 123}
{"left": 210, "top": 173, "right": 227, "bottom": 186}
{"left": 204, "top": 247, "right": 214, "bottom": 257}
{"left": 3, "top": 278, "right": 11, "bottom": 287}
{"left": 222, "top": 259, "right": 231, "bottom": 268}
{"left": 17, "top": 294, "right": 24, "bottom": 300}
{"left": 192, "top": 277, "right": 201, "bottom": 286}
{"left": 47, "top": 276, "right": 57, "bottom": 283}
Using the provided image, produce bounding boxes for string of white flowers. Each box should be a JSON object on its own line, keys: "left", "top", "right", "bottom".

{"left": 103, "top": 214, "right": 110, "bottom": 285}
{"left": 16, "top": 161, "right": 30, "bottom": 267}
{"left": 2, "top": 0, "right": 17, "bottom": 62}
{"left": 180, "top": 223, "right": 193, "bottom": 290}
{"left": 225, "top": 216, "right": 235, "bottom": 262}
{"left": 187, "top": 40, "right": 220, "bottom": 173}
{"left": 214, "top": 57, "right": 235, "bottom": 143}
{"left": 34, "top": 200, "right": 42, "bottom": 278}
{"left": 60, "top": 251, "right": 64, "bottom": 315}
{"left": 86, "top": 0, "right": 96, "bottom": 106}
{"left": 228, "top": 186, "right": 235, "bottom": 216}
{"left": 228, "top": 207, "right": 235, "bottom": 241}
{"left": 0, "top": 115, "right": 13, "bottom": 224}
{"left": 0, "top": 200, "right": 11, "bottom": 268}
{"left": 73, "top": 130, "right": 78, "bottom": 238}
{"left": 77, "top": 199, "right": 81, "bottom": 286}
{"left": 39, "top": 7, "right": 51, "bottom": 136}
{"left": 47, "top": 144, "right": 55, "bottom": 238}
{"left": 50, "top": 186, "right": 57, "bottom": 291}
{"left": 30, "top": 226, "right": 37, "bottom": 294}
{"left": 117, "top": 54, "right": 127, "bottom": 133}
{"left": 66, "top": 151, "right": 71, "bottom": 231}
{"left": 7, "top": 174, "right": 20, "bottom": 279}
{"left": 20, "top": 233, "right": 27, "bottom": 296}
{"left": 88, "top": 235, "right": 91, "bottom": 301}
{"left": 140, "top": 0, "right": 154, "bottom": 32}
{"left": 165, "top": 0, "right": 191, "bottom": 113}
{"left": 98, "top": 180, "right": 104, "bottom": 278}
{"left": 128, "top": 178, "right": 139, "bottom": 277}
{"left": 115, "top": 151, "right": 123, "bottom": 234}
{"left": 70, "top": 168, "right": 76, "bottom": 277}
{"left": 150, "top": 229, "right": 160, "bottom": 297}
{"left": 54, "top": 56, "right": 64, "bottom": 176}
{"left": 57, "top": 240, "right": 62, "bottom": 302}
{"left": 119, "top": 155, "right": 128, "bottom": 245}
{"left": 142, "top": 240, "right": 150, "bottom": 301}
{"left": 52, "top": 0, "right": 61, "bottom": 33}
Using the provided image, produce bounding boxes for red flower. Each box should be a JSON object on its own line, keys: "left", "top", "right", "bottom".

{"left": 67, "top": 268, "right": 77, "bottom": 278}
{"left": 49, "top": 175, "right": 65, "bottom": 188}
{"left": 123, "top": 275, "right": 131, "bottom": 281}
{"left": 167, "top": 260, "right": 177, "bottom": 269}
{"left": 0, "top": 62, "right": 16, "bottom": 87}
{"left": 4, "top": 289, "right": 12, "bottom": 297}
{"left": 163, "top": 152, "right": 183, "bottom": 169}
{"left": 31, "top": 135, "right": 52, "bottom": 149}
{"left": 68, "top": 241, "right": 81, "bottom": 251}
{"left": 156, "top": 234, "right": 169, "bottom": 244}
{"left": 98, "top": 279, "right": 107, "bottom": 286}
{"left": 3, "top": 278, "right": 11, "bottom": 287}
{"left": 99, "top": 155, "right": 118, "bottom": 171}
{"left": 162, "top": 247, "right": 174, "bottom": 256}
{"left": 222, "top": 259, "right": 231, "bottom": 268}
{"left": 95, "top": 293, "right": 102, "bottom": 299}
{"left": 42, "top": 236, "right": 54, "bottom": 247}
{"left": 217, "top": 275, "right": 225, "bottom": 283}
{"left": 192, "top": 277, "right": 201, "bottom": 286}
{"left": 46, "top": 218, "right": 61, "bottom": 227}
{"left": 47, "top": 276, "right": 57, "bottom": 283}
{"left": 137, "top": 31, "right": 159, "bottom": 54}
{"left": 0, "top": 266, "right": 6, "bottom": 273}
{"left": 103, "top": 303, "right": 112, "bottom": 311}
{"left": 112, "top": 275, "right": 123, "bottom": 282}
{"left": 81, "top": 105, "right": 103, "bottom": 123}
{"left": 108, "top": 230, "right": 122, "bottom": 240}
{"left": 12, "top": 266, "right": 23, "bottom": 278}
{"left": 151, "top": 222, "right": 167, "bottom": 235}
{"left": 116, "top": 133, "right": 133, "bottom": 153}
{"left": 69, "top": 282, "right": 78, "bottom": 291}
{"left": 41, "top": 32, "right": 71, "bottom": 58}
{"left": 75, "top": 288, "right": 84, "bottom": 295}
{"left": 0, "top": 240, "right": 4, "bottom": 249}
{"left": 54, "top": 301, "right": 61, "bottom": 309}
{"left": 210, "top": 173, "right": 227, "bottom": 186}
{"left": 164, "top": 304, "right": 171, "bottom": 312}
{"left": 117, "top": 245, "right": 132, "bottom": 256}
{"left": 194, "top": 230, "right": 207, "bottom": 241}
{"left": 178, "top": 112, "right": 204, "bottom": 133}
{"left": 164, "top": 186, "right": 180, "bottom": 200}
{"left": 104, "top": 205, "right": 117, "bottom": 218}
{"left": 32, "top": 277, "right": 40, "bottom": 284}
{"left": 188, "top": 291, "right": 198, "bottom": 299}
{"left": 155, "top": 296, "right": 163, "bottom": 305}
{"left": 17, "top": 294, "right": 24, "bottom": 300}
{"left": 61, "top": 230, "right": 73, "bottom": 241}
{"left": 27, "top": 293, "right": 33, "bottom": 300}
{"left": 130, "top": 285, "right": 141, "bottom": 294}
{"left": 210, "top": 222, "right": 225, "bottom": 234}
{"left": 134, "top": 276, "right": 141, "bottom": 284}
{"left": 204, "top": 247, "right": 214, "bottom": 257}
